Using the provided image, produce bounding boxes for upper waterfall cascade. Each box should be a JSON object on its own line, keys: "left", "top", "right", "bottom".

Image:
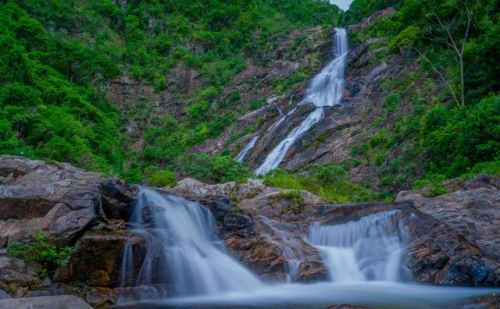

{"left": 255, "top": 28, "right": 348, "bottom": 175}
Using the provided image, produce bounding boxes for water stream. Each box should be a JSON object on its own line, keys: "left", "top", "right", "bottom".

{"left": 255, "top": 28, "right": 348, "bottom": 175}
{"left": 235, "top": 136, "right": 259, "bottom": 163}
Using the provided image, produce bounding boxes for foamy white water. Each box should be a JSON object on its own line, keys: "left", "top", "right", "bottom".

{"left": 255, "top": 107, "right": 324, "bottom": 175}
{"left": 256, "top": 28, "right": 348, "bottom": 175}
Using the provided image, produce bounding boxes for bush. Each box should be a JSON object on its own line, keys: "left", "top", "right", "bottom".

{"left": 146, "top": 170, "right": 177, "bottom": 188}
{"left": 178, "top": 154, "right": 251, "bottom": 184}
{"left": 264, "top": 165, "right": 382, "bottom": 203}
{"left": 8, "top": 233, "right": 73, "bottom": 277}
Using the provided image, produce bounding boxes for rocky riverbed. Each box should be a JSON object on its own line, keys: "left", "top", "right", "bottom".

{"left": 0, "top": 155, "right": 498, "bottom": 308}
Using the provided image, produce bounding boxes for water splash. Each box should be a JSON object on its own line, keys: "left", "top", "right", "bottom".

{"left": 301, "top": 28, "right": 348, "bottom": 107}
{"left": 255, "top": 107, "right": 324, "bottom": 175}
{"left": 119, "top": 191, "right": 498, "bottom": 308}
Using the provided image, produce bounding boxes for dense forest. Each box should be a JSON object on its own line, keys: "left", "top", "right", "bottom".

{"left": 0, "top": 0, "right": 498, "bottom": 200}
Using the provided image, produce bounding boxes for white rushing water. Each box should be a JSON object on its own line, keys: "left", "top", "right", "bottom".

{"left": 255, "top": 28, "right": 348, "bottom": 175}
{"left": 120, "top": 188, "right": 261, "bottom": 296}
{"left": 119, "top": 189, "right": 498, "bottom": 308}
{"left": 255, "top": 107, "right": 324, "bottom": 175}
{"left": 308, "top": 210, "right": 411, "bottom": 282}
{"left": 235, "top": 136, "right": 259, "bottom": 162}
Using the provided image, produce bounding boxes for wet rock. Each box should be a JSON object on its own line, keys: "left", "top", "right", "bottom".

{"left": 0, "top": 295, "right": 92, "bottom": 309}
{"left": 398, "top": 176, "right": 500, "bottom": 285}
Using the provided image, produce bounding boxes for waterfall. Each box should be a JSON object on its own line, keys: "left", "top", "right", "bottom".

{"left": 255, "top": 28, "right": 348, "bottom": 175}
{"left": 235, "top": 136, "right": 259, "bottom": 162}
{"left": 308, "top": 210, "right": 412, "bottom": 282}
{"left": 119, "top": 188, "right": 262, "bottom": 296}
{"left": 120, "top": 190, "right": 497, "bottom": 308}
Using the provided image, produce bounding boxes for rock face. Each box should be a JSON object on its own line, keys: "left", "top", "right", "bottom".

{"left": 0, "top": 157, "right": 498, "bottom": 307}
{"left": 398, "top": 175, "right": 500, "bottom": 285}
{"left": 168, "top": 179, "right": 328, "bottom": 283}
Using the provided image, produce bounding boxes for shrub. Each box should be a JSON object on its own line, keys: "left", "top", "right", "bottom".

{"left": 146, "top": 170, "right": 177, "bottom": 188}
{"left": 178, "top": 154, "right": 251, "bottom": 184}
{"left": 8, "top": 233, "right": 73, "bottom": 277}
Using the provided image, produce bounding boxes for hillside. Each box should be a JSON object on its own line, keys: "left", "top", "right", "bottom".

{"left": 0, "top": 0, "right": 498, "bottom": 201}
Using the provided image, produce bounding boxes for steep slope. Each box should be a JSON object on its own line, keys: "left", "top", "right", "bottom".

{"left": 217, "top": 1, "right": 498, "bottom": 194}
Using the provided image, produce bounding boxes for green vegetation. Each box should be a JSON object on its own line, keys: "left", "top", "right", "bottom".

{"left": 346, "top": 0, "right": 499, "bottom": 190}
{"left": 178, "top": 154, "right": 251, "bottom": 184}
{"left": 0, "top": 0, "right": 497, "bottom": 197}
{"left": 264, "top": 165, "right": 384, "bottom": 203}
{"left": 8, "top": 233, "right": 73, "bottom": 277}
{"left": 0, "top": 0, "right": 341, "bottom": 183}
{"left": 146, "top": 170, "right": 177, "bottom": 188}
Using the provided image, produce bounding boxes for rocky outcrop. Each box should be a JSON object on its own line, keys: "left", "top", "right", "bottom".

{"left": 0, "top": 156, "right": 136, "bottom": 304}
{"left": 169, "top": 180, "right": 328, "bottom": 282}
{"left": 398, "top": 175, "right": 499, "bottom": 285}
{"left": 0, "top": 157, "right": 498, "bottom": 307}
{"left": 0, "top": 155, "right": 136, "bottom": 247}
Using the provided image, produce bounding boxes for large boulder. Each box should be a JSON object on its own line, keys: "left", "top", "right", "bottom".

{"left": 0, "top": 156, "right": 136, "bottom": 247}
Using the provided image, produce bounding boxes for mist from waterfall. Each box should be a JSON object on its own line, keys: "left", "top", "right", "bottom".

{"left": 255, "top": 28, "right": 348, "bottom": 175}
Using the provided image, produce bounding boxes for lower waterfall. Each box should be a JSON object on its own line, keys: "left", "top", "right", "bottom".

{"left": 308, "top": 210, "right": 412, "bottom": 282}
{"left": 119, "top": 188, "right": 262, "bottom": 296}
{"left": 118, "top": 188, "right": 498, "bottom": 308}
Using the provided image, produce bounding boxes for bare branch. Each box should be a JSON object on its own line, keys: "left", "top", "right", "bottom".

{"left": 431, "top": 8, "right": 461, "bottom": 57}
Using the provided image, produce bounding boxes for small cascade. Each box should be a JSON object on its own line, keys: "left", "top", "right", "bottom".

{"left": 257, "top": 216, "right": 303, "bottom": 282}
{"left": 308, "top": 210, "right": 412, "bottom": 282}
{"left": 235, "top": 136, "right": 259, "bottom": 162}
{"left": 256, "top": 28, "right": 348, "bottom": 175}
{"left": 119, "top": 188, "right": 262, "bottom": 296}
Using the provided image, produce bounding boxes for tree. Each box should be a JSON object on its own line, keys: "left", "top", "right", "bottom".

{"left": 430, "top": 0, "right": 473, "bottom": 107}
